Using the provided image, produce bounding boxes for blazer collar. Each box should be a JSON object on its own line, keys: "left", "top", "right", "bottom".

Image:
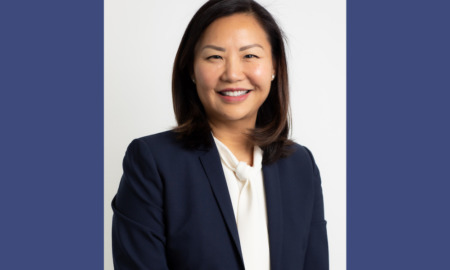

{"left": 198, "top": 139, "right": 283, "bottom": 270}
{"left": 198, "top": 144, "right": 244, "bottom": 264}
{"left": 263, "top": 162, "right": 283, "bottom": 270}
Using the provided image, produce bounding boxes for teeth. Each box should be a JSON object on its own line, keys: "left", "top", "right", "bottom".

{"left": 221, "top": 90, "right": 249, "bottom": 97}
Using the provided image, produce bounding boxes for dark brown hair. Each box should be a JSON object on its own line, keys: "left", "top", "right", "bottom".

{"left": 172, "top": 0, "right": 293, "bottom": 164}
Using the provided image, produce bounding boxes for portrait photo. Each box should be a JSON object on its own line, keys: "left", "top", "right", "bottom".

{"left": 104, "top": 0, "right": 345, "bottom": 269}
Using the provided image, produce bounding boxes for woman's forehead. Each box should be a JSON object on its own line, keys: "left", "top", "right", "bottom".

{"left": 196, "top": 13, "right": 271, "bottom": 51}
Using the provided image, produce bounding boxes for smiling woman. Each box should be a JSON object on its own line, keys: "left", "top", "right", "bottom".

{"left": 111, "top": 0, "right": 329, "bottom": 269}
{"left": 193, "top": 13, "right": 275, "bottom": 163}
{"left": 172, "top": 0, "right": 292, "bottom": 165}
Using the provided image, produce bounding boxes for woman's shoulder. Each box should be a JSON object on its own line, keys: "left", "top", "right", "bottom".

{"left": 135, "top": 130, "right": 178, "bottom": 146}
{"left": 278, "top": 142, "right": 320, "bottom": 176}
{"left": 123, "top": 130, "right": 211, "bottom": 175}
{"left": 281, "top": 141, "right": 312, "bottom": 160}
{"left": 127, "top": 130, "right": 181, "bottom": 153}
{"left": 126, "top": 130, "right": 204, "bottom": 159}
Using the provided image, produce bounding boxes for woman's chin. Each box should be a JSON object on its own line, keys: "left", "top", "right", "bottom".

{"left": 211, "top": 112, "right": 257, "bottom": 126}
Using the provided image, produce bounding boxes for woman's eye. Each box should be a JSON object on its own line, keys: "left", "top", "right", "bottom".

{"left": 207, "top": 55, "right": 222, "bottom": 60}
{"left": 244, "top": 54, "right": 258, "bottom": 59}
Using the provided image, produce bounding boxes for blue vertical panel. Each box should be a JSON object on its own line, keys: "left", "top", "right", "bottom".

{"left": 348, "top": 0, "right": 450, "bottom": 269}
{"left": 0, "top": 1, "right": 103, "bottom": 269}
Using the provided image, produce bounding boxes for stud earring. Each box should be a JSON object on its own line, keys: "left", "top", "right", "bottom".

{"left": 271, "top": 74, "right": 275, "bottom": 81}
{"left": 192, "top": 78, "right": 196, "bottom": 84}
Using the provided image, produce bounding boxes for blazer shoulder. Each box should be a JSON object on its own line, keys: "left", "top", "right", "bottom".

{"left": 286, "top": 142, "right": 312, "bottom": 161}
{"left": 136, "top": 130, "right": 178, "bottom": 148}
{"left": 283, "top": 142, "right": 320, "bottom": 176}
{"left": 126, "top": 130, "right": 203, "bottom": 163}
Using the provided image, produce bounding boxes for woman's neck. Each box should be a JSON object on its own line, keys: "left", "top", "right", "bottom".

{"left": 209, "top": 120, "right": 255, "bottom": 166}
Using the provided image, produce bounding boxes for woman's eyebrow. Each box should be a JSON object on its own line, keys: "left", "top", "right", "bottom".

{"left": 239, "top": 44, "right": 263, "bottom": 51}
{"left": 201, "top": 44, "right": 263, "bottom": 52}
{"left": 201, "top": 45, "right": 226, "bottom": 52}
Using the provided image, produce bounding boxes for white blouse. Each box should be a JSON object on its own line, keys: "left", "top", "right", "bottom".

{"left": 213, "top": 136, "right": 271, "bottom": 270}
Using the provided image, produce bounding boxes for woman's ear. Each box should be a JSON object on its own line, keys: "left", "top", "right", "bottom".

{"left": 271, "top": 61, "right": 276, "bottom": 80}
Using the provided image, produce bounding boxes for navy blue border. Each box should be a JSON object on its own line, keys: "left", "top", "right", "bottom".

{"left": 2, "top": 0, "right": 450, "bottom": 269}
{"left": 1, "top": 1, "right": 103, "bottom": 268}
{"left": 348, "top": 0, "right": 450, "bottom": 269}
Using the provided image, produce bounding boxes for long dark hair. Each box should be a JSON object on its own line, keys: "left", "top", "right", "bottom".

{"left": 172, "top": 0, "right": 293, "bottom": 164}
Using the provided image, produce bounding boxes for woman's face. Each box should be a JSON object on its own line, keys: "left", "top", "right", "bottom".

{"left": 193, "top": 13, "right": 275, "bottom": 127}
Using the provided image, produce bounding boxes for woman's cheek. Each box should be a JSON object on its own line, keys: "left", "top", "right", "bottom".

{"left": 196, "top": 64, "right": 220, "bottom": 88}
{"left": 249, "top": 64, "right": 271, "bottom": 85}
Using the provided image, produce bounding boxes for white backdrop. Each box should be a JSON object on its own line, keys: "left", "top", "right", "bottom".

{"left": 105, "top": 0, "right": 346, "bottom": 269}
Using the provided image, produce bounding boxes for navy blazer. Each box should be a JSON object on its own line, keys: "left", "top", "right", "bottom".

{"left": 112, "top": 131, "right": 328, "bottom": 270}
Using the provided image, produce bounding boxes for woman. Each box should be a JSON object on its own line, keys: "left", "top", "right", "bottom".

{"left": 112, "top": 0, "right": 328, "bottom": 269}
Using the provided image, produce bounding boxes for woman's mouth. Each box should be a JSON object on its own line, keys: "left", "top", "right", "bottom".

{"left": 217, "top": 89, "right": 251, "bottom": 103}
{"left": 219, "top": 90, "right": 251, "bottom": 97}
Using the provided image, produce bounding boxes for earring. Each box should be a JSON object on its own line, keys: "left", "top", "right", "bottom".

{"left": 271, "top": 74, "right": 275, "bottom": 81}
{"left": 192, "top": 78, "right": 196, "bottom": 84}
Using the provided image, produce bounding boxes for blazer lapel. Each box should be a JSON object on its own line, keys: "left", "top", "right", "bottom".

{"left": 198, "top": 145, "right": 244, "bottom": 262}
{"left": 263, "top": 162, "right": 283, "bottom": 270}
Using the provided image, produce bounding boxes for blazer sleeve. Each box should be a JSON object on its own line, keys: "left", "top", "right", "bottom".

{"left": 303, "top": 147, "right": 329, "bottom": 270}
{"left": 111, "top": 139, "right": 169, "bottom": 270}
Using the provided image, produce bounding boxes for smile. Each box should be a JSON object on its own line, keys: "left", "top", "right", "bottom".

{"left": 217, "top": 88, "right": 252, "bottom": 103}
{"left": 219, "top": 90, "right": 251, "bottom": 97}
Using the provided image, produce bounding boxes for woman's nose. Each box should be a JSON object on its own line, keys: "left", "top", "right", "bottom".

{"left": 220, "top": 57, "right": 244, "bottom": 82}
